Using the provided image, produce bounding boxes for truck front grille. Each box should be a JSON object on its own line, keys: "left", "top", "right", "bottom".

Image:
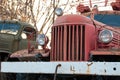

{"left": 51, "top": 24, "right": 85, "bottom": 61}
{"left": 0, "top": 42, "right": 9, "bottom": 50}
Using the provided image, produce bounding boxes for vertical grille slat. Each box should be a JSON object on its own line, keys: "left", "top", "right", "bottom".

{"left": 82, "top": 26, "right": 85, "bottom": 60}
{"left": 51, "top": 24, "right": 85, "bottom": 61}
{"left": 59, "top": 26, "right": 63, "bottom": 61}
{"left": 80, "top": 25, "right": 83, "bottom": 61}
{"left": 72, "top": 25, "right": 75, "bottom": 60}
{"left": 57, "top": 27, "right": 60, "bottom": 60}
{"left": 51, "top": 28, "right": 54, "bottom": 60}
{"left": 60, "top": 26, "right": 63, "bottom": 60}
{"left": 63, "top": 25, "right": 67, "bottom": 61}
{"left": 68, "top": 25, "right": 71, "bottom": 60}
{"left": 76, "top": 25, "right": 79, "bottom": 61}
{"left": 55, "top": 27, "right": 57, "bottom": 60}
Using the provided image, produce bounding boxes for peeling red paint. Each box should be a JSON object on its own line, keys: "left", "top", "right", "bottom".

{"left": 91, "top": 50, "right": 120, "bottom": 55}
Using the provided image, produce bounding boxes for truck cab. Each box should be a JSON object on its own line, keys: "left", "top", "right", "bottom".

{"left": 0, "top": 20, "right": 37, "bottom": 61}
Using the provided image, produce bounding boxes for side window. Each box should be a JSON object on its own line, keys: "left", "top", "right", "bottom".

{"left": 21, "top": 27, "right": 36, "bottom": 40}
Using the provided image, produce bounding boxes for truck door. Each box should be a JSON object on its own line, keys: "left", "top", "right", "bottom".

{"left": 19, "top": 26, "right": 37, "bottom": 50}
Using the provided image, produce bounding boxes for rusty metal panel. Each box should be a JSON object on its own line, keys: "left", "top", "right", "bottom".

{"left": 112, "top": 32, "right": 120, "bottom": 48}
{"left": 91, "top": 50, "right": 120, "bottom": 56}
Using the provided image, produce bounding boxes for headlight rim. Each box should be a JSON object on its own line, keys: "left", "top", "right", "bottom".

{"left": 37, "top": 34, "right": 46, "bottom": 46}
{"left": 98, "top": 29, "right": 113, "bottom": 43}
{"left": 55, "top": 8, "right": 63, "bottom": 16}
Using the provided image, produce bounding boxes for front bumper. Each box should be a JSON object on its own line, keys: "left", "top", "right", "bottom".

{"left": 0, "top": 62, "right": 120, "bottom": 76}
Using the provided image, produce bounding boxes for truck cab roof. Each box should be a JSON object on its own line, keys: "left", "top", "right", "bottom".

{"left": 0, "top": 20, "right": 36, "bottom": 30}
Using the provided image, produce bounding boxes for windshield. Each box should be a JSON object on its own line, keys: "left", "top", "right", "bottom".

{"left": 0, "top": 23, "right": 20, "bottom": 35}
{"left": 94, "top": 14, "right": 120, "bottom": 27}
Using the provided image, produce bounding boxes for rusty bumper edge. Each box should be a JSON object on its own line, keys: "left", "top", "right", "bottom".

{"left": 90, "top": 50, "right": 120, "bottom": 56}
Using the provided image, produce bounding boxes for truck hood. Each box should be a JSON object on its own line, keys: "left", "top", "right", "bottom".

{"left": 53, "top": 14, "right": 93, "bottom": 26}
{"left": 10, "top": 49, "right": 50, "bottom": 61}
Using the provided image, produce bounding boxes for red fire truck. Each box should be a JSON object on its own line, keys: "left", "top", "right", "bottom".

{"left": 0, "top": 0, "right": 120, "bottom": 80}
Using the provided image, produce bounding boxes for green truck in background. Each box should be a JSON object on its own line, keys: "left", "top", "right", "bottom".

{"left": 0, "top": 20, "right": 37, "bottom": 61}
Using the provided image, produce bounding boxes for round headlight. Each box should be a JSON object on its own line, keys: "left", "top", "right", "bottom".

{"left": 55, "top": 8, "right": 63, "bottom": 16}
{"left": 37, "top": 34, "right": 45, "bottom": 46}
{"left": 98, "top": 29, "right": 113, "bottom": 43}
